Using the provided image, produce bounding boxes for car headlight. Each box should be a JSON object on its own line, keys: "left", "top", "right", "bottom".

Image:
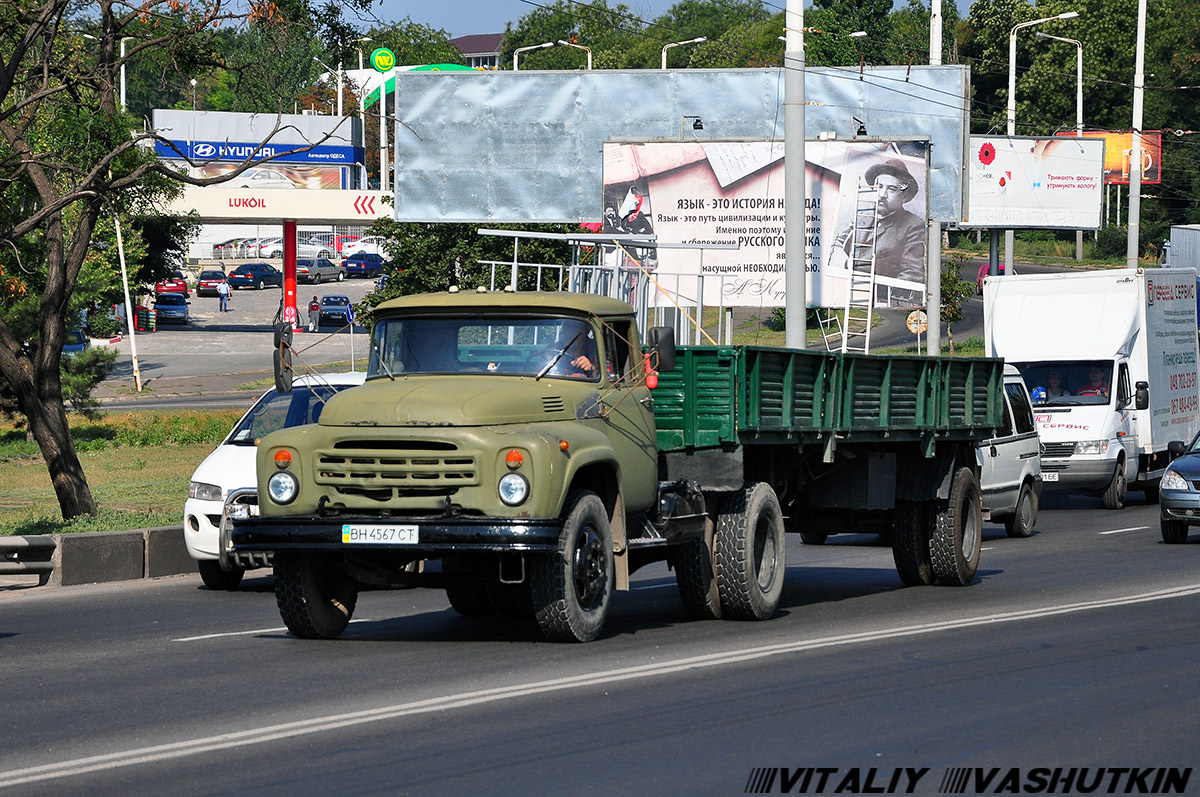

{"left": 189, "top": 481, "right": 222, "bottom": 501}
{"left": 498, "top": 473, "right": 529, "bottom": 506}
{"left": 267, "top": 471, "right": 299, "bottom": 504}
{"left": 1161, "top": 469, "right": 1190, "bottom": 491}
{"left": 1076, "top": 439, "right": 1110, "bottom": 455}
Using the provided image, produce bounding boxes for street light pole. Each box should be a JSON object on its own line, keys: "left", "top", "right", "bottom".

{"left": 784, "top": 0, "right": 806, "bottom": 349}
{"left": 513, "top": 41, "right": 554, "bottom": 70}
{"left": 660, "top": 36, "right": 706, "bottom": 69}
{"left": 1127, "top": 0, "right": 1147, "bottom": 268}
{"left": 312, "top": 56, "right": 343, "bottom": 116}
{"left": 1006, "top": 11, "right": 1079, "bottom": 273}
{"left": 556, "top": 40, "right": 593, "bottom": 70}
{"left": 1036, "top": 31, "right": 1084, "bottom": 261}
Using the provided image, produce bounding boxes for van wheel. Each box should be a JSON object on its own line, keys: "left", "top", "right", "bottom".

{"left": 672, "top": 522, "right": 721, "bottom": 620}
{"left": 531, "top": 490, "right": 612, "bottom": 642}
{"left": 273, "top": 552, "right": 358, "bottom": 639}
{"left": 198, "top": 559, "right": 245, "bottom": 590}
{"left": 714, "top": 482, "right": 785, "bottom": 620}
{"left": 891, "top": 501, "right": 934, "bottom": 586}
{"left": 1161, "top": 519, "right": 1189, "bottom": 544}
{"left": 930, "top": 467, "right": 982, "bottom": 586}
{"left": 1102, "top": 459, "right": 1127, "bottom": 510}
{"left": 1004, "top": 482, "right": 1037, "bottom": 538}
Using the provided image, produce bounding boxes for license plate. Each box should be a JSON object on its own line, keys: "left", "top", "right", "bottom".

{"left": 1043, "top": 472, "right": 1059, "bottom": 482}
{"left": 341, "top": 524, "right": 419, "bottom": 544}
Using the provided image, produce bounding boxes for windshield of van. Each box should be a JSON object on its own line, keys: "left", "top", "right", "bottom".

{"left": 1012, "top": 361, "right": 1114, "bottom": 407}
{"left": 227, "top": 383, "right": 352, "bottom": 445}
{"left": 368, "top": 315, "right": 599, "bottom": 381}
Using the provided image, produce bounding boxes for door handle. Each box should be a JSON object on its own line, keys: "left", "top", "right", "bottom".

{"left": 639, "top": 396, "right": 654, "bottom": 408}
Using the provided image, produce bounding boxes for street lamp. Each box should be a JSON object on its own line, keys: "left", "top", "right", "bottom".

{"left": 661, "top": 36, "right": 706, "bottom": 69}
{"left": 1035, "top": 31, "right": 1084, "bottom": 260}
{"left": 357, "top": 36, "right": 371, "bottom": 118}
{"left": 119, "top": 36, "right": 133, "bottom": 111}
{"left": 513, "top": 41, "right": 554, "bottom": 71}
{"left": 557, "top": 40, "right": 593, "bottom": 70}
{"left": 1005, "top": 10, "right": 1079, "bottom": 270}
{"left": 312, "top": 56, "right": 343, "bottom": 116}
{"left": 190, "top": 77, "right": 197, "bottom": 111}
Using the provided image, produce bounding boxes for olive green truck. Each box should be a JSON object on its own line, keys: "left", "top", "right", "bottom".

{"left": 228, "top": 290, "right": 1004, "bottom": 642}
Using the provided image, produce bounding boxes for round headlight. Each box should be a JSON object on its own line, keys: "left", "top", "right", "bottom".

{"left": 498, "top": 473, "right": 529, "bottom": 506}
{"left": 267, "top": 471, "right": 298, "bottom": 504}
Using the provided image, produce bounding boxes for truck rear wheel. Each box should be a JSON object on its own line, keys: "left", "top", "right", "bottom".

{"left": 274, "top": 552, "right": 358, "bottom": 639}
{"left": 714, "top": 483, "right": 785, "bottom": 620}
{"left": 531, "top": 490, "right": 613, "bottom": 642}
{"left": 891, "top": 501, "right": 933, "bottom": 586}
{"left": 672, "top": 521, "right": 721, "bottom": 620}
{"left": 198, "top": 559, "right": 245, "bottom": 590}
{"left": 930, "top": 467, "right": 983, "bottom": 586}
{"left": 1004, "top": 481, "right": 1037, "bottom": 538}
{"left": 1161, "top": 518, "right": 1189, "bottom": 544}
{"left": 1102, "top": 459, "right": 1127, "bottom": 510}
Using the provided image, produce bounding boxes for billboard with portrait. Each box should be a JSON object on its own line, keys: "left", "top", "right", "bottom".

{"left": 601, "top": 139, "right": 930, "bottom": 310}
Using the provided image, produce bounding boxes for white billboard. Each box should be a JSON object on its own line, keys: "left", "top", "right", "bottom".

{"left": 601, "top": 139, "right": 930, "bottom": 309}
{"left": 962, "top": 135, "right": 1105, "bottom": 229}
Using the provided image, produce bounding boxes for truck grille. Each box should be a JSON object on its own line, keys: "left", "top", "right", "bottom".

{"left": 315, "top": 439, "right": 479, "bottom": 499}
{"left": 1042, "top": 442, "right": 1076, "bottom": 458}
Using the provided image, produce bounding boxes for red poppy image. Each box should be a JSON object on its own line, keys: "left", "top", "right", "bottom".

{"left": 978, "top": 142, "right": 996, "bottom": 166}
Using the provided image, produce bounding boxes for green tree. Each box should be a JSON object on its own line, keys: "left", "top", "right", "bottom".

{"left": 940, "top": 253, "right": 976, "bottom": 354}
{"left": 621, "top": 1, "right": 771, "bottom": 69}
{"left": 501, "top": 1, "right": 640, "bottom": 71}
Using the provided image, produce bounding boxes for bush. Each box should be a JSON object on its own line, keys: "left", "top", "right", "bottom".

{"left": 1093, "top": 225, "right": 1128, "bottom": 258}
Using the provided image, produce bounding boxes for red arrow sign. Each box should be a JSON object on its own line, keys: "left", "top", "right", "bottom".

{"left": 353, "top": 195, "right": 376, "bottom": 215}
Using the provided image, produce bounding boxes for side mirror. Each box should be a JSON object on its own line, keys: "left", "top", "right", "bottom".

{"left": 273, "top": 322, "right": 294, "bottom": 393}
{"left": 647, "top": 326, "right": 676, "bottom": 372}
{"left": 1168, "top": 440, "right": 1188, "bottom": 458}
{"left": 1135, "top": 380, "right": 1149, "bottom": 411}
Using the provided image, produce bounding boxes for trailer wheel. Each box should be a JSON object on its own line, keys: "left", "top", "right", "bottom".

{"left": 672, "top": 522, "right": 721, "bottom": 620}
{"left": 891, "top": 501, "right": 934, "bottom": 586}
{"left": 531, "top": 490, "right": 613, "bottom": 642}
{"left": 198, "top": 559, "right": 245, "bottom": 590}
{"left": 714, "top": 483, "right": 785, "bottom": 620}
{"left": 1004, "top": 481, "right": 1038, "bottom": 539}
{"left": 1161, "top": 518, "right": 1189, "bottom": 544}
{"left": 1102, "top": 458, "right": 1127, "bottom": 510}
{"left": 274, "top": 552, "right": 358, "bottom": 639}
{"left": 443, "top": 556, "right": 496, "bottom": 617}
{"left": 930, "top": 467, "right": 983, "bottom": 586}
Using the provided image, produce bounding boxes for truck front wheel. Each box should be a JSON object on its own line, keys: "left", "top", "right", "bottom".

{"left": 891, "top": 501, "right": 933, "bottom": 586}
{"left": 930, "top": 467, "right": 983, "bottom": 586}
{"left": 714, "top": 483, "right": 785, "bottom": 620}
{"left": 274, "top": 552, "right": 359, "bottom": 639}
{"left": 1102, "top": 459, "right": 1127, "bottom": 510}
{"left": 532, "top": 490, "right": 613, "bottom": 642}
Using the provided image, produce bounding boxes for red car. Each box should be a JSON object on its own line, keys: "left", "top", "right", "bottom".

{"left": 155, "top": 269, "right": 190, "bottom": 297}
{"left": 976, "top": 262, "right": 1015, "bottom": 294}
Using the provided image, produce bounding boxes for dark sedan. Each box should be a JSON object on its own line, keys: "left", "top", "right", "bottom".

{"left": 1159, "top": 434, "right": 1200, "bottom": 542}
{"left": 227, "top": 262, "right": 282, "bottom": 290}
{"left": 317, "top": 294, "right": 353, "bottom": 327}
{"left": 341, "top": 252, "right": 387, "bottom": 278}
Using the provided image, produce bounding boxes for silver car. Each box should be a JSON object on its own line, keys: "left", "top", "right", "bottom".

{"left": 295, "top": 257, "right": 344, "bottom": 284}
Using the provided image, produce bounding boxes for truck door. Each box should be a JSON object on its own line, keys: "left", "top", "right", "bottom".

{"left": 599, "top": 320, "right": 658, "bottom": 512}
{"left": 1116, "top": 362, "right": 1138, "bottom": 475}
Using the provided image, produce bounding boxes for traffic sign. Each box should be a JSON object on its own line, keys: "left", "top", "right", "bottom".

{"left": 906, "top": 310, "right": 928, "bottom": 335}
{"left": 371, "top": 48, "right": 396, "bottom": 73}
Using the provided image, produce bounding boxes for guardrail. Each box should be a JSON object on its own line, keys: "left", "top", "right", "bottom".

{"left": 0, "top": 535, "right": 56, "bottom": 586}
{"left": 0, "top": 527, "right": 193, "bottom": 588}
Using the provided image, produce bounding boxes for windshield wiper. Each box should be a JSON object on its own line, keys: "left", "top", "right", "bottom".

{"left": 535, "top": 331, "right": 584, "bottom": 381}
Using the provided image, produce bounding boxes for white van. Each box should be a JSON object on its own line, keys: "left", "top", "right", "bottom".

{"left": 979, "top": 365, "right": 1042, "bottom": 537}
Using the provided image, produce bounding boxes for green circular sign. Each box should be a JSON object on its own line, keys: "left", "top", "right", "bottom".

{"left": 370, "top": 48, "right": 396, "bottom": 73}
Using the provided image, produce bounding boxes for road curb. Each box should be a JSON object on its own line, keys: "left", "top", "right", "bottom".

{"left": 40, "top": 526, "right": 193, "bottom": 587}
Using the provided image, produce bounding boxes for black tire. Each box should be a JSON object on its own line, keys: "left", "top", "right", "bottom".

{"left": 930, "top": 467, "right": 983, "bottom": 586}
{"left": 1161, "top": 518, "right": 1189, "bottom": 544}
{"left": 442, "top": 556, "right": 496, "bottom": 617}
{"left": 1004, "top": 481, "right": 1037, "bottom": 538}
{"left": 1102, "top": 459, "right": 1127, "bottom": 510}
{"left": 800, "top": 531, "right": 827, "bottom": 545}
{"left": 273, "top": 552, "right": 358, "bottom": 639}
{"left": 336, "top": 271, "right": 345, "bottom": 282}
{"left": 197, "top": 559, "right": 245, "bottom": 590}
{"left": 313, "top": 273, "right": 322, "bottom": 285}
{"left": 1143, "top": 482, "right": 1160, "bottom": 504}
{"left": 714, "top": 482, "right": 785, "bottom": 620}
{"left": 672, "top": 528, "right": 721, "bottom": 620}
{"left": 891, "top": 501, "right": 934, "bottom": 586}
{"left": 255, "top": 279, "right": 263, "bottom": 290}
{"left": 531, "top": 490, "right": 613, "bottom": 642}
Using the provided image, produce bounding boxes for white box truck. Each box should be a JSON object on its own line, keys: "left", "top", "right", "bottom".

{"left": 983, "top": 267, "right": 1200, "bottom": 509}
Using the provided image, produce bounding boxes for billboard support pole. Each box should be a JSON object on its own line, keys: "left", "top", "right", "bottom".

{"left": 1126, "top": 0, "right": 1147, "bottom": 268}
{"left": 927, "top": 223, "right": 941, "bottom": 354}
{"left": 783, "top": 0, "right": 807, "bottom": 349}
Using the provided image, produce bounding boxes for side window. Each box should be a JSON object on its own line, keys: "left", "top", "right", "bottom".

{"left": 1004, "top": 383, "right": 1036, "bottom": 435}
{"left": 1117, "top": 363, "right": 1132, "bottom": 408}
{"left": 604, "top": 321, "right": 635, "bottom": 382}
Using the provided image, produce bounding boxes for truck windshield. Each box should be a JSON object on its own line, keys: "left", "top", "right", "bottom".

{"left": 1014, "top": 360, "right": 1114, "bottom": 407}
{"left": 368, "top": 315, "right": 599, "bottom": 381}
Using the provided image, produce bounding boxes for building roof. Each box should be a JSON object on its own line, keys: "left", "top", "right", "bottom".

{"left": 450, "top": 33, "right": 504, "bottom": 57}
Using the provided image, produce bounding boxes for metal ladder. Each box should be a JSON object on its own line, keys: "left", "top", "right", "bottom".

{"left": 819, "top": 179, "right": 880, "bottom": 353}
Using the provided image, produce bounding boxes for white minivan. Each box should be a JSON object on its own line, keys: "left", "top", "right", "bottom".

{"left": 978, "top": 365, "right": 1043, "bottom": 537}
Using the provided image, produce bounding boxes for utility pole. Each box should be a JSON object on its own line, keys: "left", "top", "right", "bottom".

{"left": 783, "top": 0, "right": 806, "bottom": 349}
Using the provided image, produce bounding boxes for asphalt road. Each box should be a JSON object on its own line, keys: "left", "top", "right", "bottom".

{"left": 3, "top": 495, "right": 1197, "bottom": 794}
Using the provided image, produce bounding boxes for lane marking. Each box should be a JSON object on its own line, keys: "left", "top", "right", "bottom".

{"left": 7, "top": 583, "right": 1200, "bottom": 787}
{"left": 1099, "top": 526, "right": 1150, "bottom": 535}
{"left": 174, "top": 618, "right": 370, "bottom": 642}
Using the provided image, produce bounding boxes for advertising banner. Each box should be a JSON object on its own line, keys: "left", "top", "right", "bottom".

{"left": 601, "top": 139, "right": 930, "bottom": 309}
{"left": 962, "top": 135, "right": 1105, "bottom": 230}
{"left": 1144, "top": 270, "right": 1200, "bottom": 437}
{"left": 1059, "top": 130, "right": 1162, "bottom": 185}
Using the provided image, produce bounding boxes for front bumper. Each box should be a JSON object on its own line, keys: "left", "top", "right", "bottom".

{"left": 1160, "top": 489, "right": 1200, "bottom": 525}
{"left": 1039, "top": 457, "right": 1117, "bottom": 490}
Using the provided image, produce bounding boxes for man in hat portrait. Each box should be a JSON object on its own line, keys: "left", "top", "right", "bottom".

{"left": 827, "top": 157, "right": 927, "bottom": 307}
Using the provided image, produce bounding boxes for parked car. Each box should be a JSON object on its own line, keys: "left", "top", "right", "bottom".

{"left": 153, "top": 292, "right": 189, "bottom": 324}
{"left": 62, "top": 328, "right": 90, "bottom": 354}
{"left": 341, "top": 252, "right": 387, "bottom": 278}
{"left": 308, "top": 233, "right": 361, "bottom": 254}
{"left": 155, "top": 269, "right": 190, "bottom": 296}
{"left": 196, "top": 269, "right": 227, "bottom": 297}
{"left": 227, "top": 262, "right": 282, "bottom": 289}
{"left": 258, "top": 238, "right": 333, "bottom": 259}
{"left": 296, "top": 257, "right": 344, "bottom": 284}
{"left": 978, "top": 364, "right": 1042, "bottom": 538}
{"left": 212, "top": 238, "right": 247, "bottom": 259}
{"left": 341, "top": 236, "right": 386, "bottom": 257}
{"left": 1159, "top": 433, "right": 1200, "bottom": 542}
{"left": 976, "top": 262, "right": 1016, "bottom": 294}
{"left": 230, "top": 167, "right": 296, "bottom": 189}
{"left": 318, "top": 294, "right": 353, "bottom": 326}
{"left": 183, "top": 372, "right": 368, "bottom": 589}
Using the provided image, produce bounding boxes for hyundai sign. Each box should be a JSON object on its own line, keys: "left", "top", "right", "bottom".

{"left": 155, "top": 139, "right": 361, "bottom": 164}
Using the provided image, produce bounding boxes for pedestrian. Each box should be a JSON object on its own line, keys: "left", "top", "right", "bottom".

{"left": 217, "top": 279, "right": 230, "bottom": 312}
{"left": 308, "top": 295, "right": 320, "bottom": 332}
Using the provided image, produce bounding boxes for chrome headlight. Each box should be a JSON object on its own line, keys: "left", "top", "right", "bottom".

{"left": 189, "top": 481, "right": 222, "bottom": 501}
{"left": 498, "top": 473, "right": 529, "bottom": 506}
{"left": 267, "top": 471, "right": 299, "bottom": 504}
{"left": 1076, "top": 440, "right": 1110, "bottom": 455}
{"left": 1161, "top": 469, "right": 1190, "bottom": 491}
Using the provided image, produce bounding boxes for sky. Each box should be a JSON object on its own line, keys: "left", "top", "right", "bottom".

{"left": 373, "top": 1, "right": 970, "bottom": 39}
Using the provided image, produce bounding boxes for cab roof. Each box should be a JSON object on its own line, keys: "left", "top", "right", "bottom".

{"left": 374, "top": 290, "right": 636, "bottom": 318}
